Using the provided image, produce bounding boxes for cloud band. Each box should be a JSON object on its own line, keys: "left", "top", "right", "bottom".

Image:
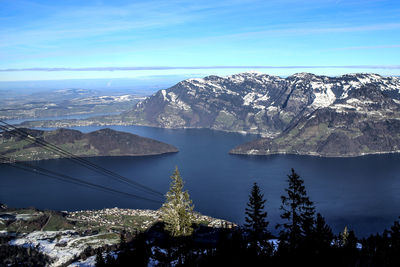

{"left": 2, "top": 65, "right": 400, "bottom": 72}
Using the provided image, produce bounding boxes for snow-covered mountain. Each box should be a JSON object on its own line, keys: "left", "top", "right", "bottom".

{"left": 122, "top": 72, "right": 400, "bottom": 139}
{"left": 19, "top": 72, "right": 400, "bottom": 157}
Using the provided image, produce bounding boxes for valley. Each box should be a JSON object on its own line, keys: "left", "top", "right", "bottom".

{"left": 0, "top": 88, "right": 145, "bottom": 121}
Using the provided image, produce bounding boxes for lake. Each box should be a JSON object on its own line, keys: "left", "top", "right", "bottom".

{"left": 1, "top": 124, "right": 400, "bottom": 237}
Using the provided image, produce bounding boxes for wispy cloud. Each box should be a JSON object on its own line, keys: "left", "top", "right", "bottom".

{"left": 221, "top": 23, "right": 400, "bottom": 40}
{"left": 332, "top": 44, "right": 400, "bottom": 50}
{"left": 0, "top": 1, "right": 211, "bottom": 47}
{"left": 2, "top": 65, "right": 400, "bottom": 72}
{"left": 2, "top": 0, "right": 399, "bottom": 48}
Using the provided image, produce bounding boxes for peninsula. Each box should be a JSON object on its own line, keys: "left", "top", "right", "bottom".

{"left": 0, "top": 128, "right": 178, "bottom": 162}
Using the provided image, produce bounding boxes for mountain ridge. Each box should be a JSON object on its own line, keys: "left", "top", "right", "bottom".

{"left": 16, "top": 72, "right": 400, "bottom": 157}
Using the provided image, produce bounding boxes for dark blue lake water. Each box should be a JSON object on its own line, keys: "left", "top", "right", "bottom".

{"left": 1, "top": 125, "right": 400, "bottom": 237}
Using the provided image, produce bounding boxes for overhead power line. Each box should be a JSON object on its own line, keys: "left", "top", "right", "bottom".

{"left": 0, "top": 120, "right": 164, "bottom": 198}
{"left": 0, "top": 155, "right": 162, "bottom": 204}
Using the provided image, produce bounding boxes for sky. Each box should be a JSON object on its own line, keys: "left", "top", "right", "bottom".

{"left": 0, "top": 0, "right": 400, "bottom": 81}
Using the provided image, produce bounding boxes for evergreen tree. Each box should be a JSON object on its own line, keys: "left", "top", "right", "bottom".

{"left": 307, "top": 213, "right": 334, "bottom": 265}
{"left": 277, "top": 168, "right": 315, "bottom": 250}
{"left": 313, "top": 213, "right": 333, "bottom": 249}
{"left": 245, "top": 182, "right": 270, "bottom": 244}
{"left": 161, "top": 166, "right": 194, "bottom": 237}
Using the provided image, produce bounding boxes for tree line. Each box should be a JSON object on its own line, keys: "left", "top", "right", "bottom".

{"left": 98, "top": 167, "right": 400, "bottom": 266}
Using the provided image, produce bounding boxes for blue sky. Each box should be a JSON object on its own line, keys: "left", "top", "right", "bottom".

{"left": 0, "top": 0, "right": 400, "bottom": 81}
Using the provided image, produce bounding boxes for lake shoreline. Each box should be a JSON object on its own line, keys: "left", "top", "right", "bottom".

{"left": 1, "top": 124, "right": 400, "bottom": 237}
{"left": 229, "top": 149, "right": 400, "bottom": 158}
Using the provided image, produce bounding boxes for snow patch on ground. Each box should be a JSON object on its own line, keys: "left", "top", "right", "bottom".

{"left": 9, "top": 231, "right": 119, "bottom": 267}
{"left": 310, "top": 81, "right": 325, "bottom": 90}
{"left": 243, "top": 92, "right": 259, "bottom": 106}
{"left": 242, "top": 92, "right": 268, "bottom": 109}
{"left": 311, "top": 84, "right": 336, "bottom": 108}
{"left": 340, "top": 84, "right": 351, "bottom": 98}
{"left": 167, "top": 92, "right": 191, "bottom": 111}
{"left": 349, "top": 81, "right": 362, "bottom": 88}
{"left": 168, "top": 92, "right": 178, "bottom": 102}
{"left": 346, "top": 98, "right": 373, "bottom": 105}
{"left": 161, "top": 90, "right": 168, "bottom": 101}
{"left": 256, "top": 94, "right": 270, "bottom": 102}
{"left": 334, "top": 103, "right": 357, "bottom": 109}
{"left": 188, "top": 78, "right": 206, "bottom": 83}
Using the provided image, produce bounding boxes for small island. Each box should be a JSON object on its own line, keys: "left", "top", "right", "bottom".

{"left": 0, "top": 128, "right": 178, "bottom": 162}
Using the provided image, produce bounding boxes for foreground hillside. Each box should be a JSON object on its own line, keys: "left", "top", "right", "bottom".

{"left": 0, "top": 205, "right": 232, "bottom": 266}
{"left": 0, "top": 128, "right": 178, "bottom": 162}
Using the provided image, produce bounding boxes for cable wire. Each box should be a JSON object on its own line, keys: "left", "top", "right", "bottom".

{"left": 0, "top": 155, "right": 162, "bottom": 204}
{"left": 0, "top": 120, "right": 164, "bottom": 198}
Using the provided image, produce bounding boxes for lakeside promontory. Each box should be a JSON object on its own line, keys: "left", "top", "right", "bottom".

{"left": 0, "top": 128, "right": 178, "bottom": 162}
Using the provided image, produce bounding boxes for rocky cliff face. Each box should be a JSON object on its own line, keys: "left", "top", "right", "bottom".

{"left": 229, "top": 74, "right": 400, "bottom": 157}
{"left": 230, "top": 108, "right": 400, "bottom": 157}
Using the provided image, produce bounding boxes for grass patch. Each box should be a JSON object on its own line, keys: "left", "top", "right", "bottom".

{"left": 214, "top": 111, "right": 236, "bottom": 128}
{"left": 42, "top": 213, "right": 75, "bottom": 231}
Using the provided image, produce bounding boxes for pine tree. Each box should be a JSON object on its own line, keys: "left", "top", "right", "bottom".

{"left": 305, "top": 213, "right": 334, "bottom": 265}
{"left": 161, "top": 166, "right": 194, "bottom": 237}
{"left": 245, "top": 182, "right": 269, "bottom": 242}
{"left": 313, "top": 213, "right": 333, "bottom": 248}
{"left": 388, "top": 218, "right": 400, "bottom": 266}
{"left": 277, "top": 168, "right": 315, "bottom": 250}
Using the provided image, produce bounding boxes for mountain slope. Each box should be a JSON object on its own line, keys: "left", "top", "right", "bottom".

{"left": 16, "top": 72, "right": 400, "bottom": 157}
{"left": 120, "top": 72, "right": 317, "bottom": 136}
{"left": 230, "top": 81, "right": 400, "bottom": 157}
{"left": 121, "top": 71, "right": 400, "bottom": 157}
{"left": 0, "top": 128, "right": 178, "bottom": 162}
{"left": 120, "top": 72, "right": 400, "bottom": 137}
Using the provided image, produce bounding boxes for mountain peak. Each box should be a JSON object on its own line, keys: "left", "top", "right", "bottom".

{"left": 290, "top": 72, "right": 316, "bottom": 79}
{"left": 241, "top": 70, "right": 264, "bottom": 75}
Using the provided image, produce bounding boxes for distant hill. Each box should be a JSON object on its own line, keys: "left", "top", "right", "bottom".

{"left": 0, "top": 128, "right": 178, "bottom": 162}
